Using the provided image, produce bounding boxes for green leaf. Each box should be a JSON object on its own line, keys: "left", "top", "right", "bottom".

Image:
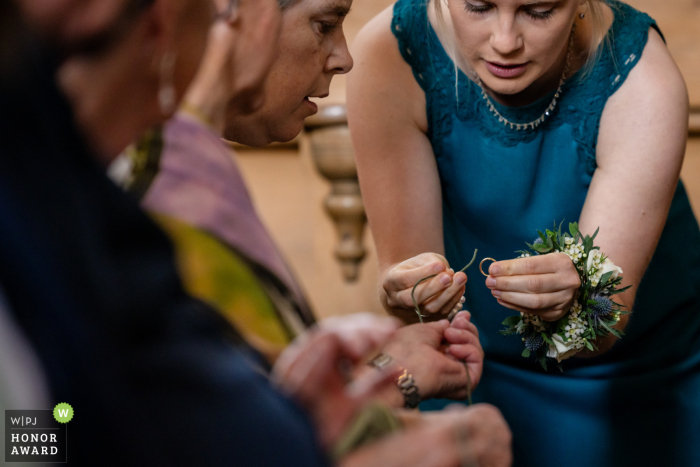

{"left": 585, "top": 340, "right": 595, "bottom": 351}
{"left": 569, "top": 222, "right": 579, "bottom": 238}
{"left": 538, "top": 230, "right": 548, "bottom": 243}
{"left": 598, "top": 320, "right": 622, "bottom": 339}
{"left": 608, "top": 285, "right": 632, "bottom": 295}
{"left": 541, "top": 332, "right": 554, "bottom": 345}
{"left": 556, "top": 316, "right": 570, "bottom": 334}
{"left": 522, "top": 348, "right": 531, "bottom": 358}
{"left": 539, "top": 355, "right": 548, "bottom": 371}
{"left": 591, "top": 227, "right": 600, "bottom": 241}
{"left": 599, "top": 271, "right": 613, "bottom": 287}
{"left": 502, "top": 316, "right": 522, "bottom": 326}
{"left": 534, "top": 243, "right": 551, "bottom": 254}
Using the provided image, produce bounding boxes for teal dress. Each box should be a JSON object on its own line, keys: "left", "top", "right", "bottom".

{"left": 392, "top": 1, "right": 700, "bottom": 465}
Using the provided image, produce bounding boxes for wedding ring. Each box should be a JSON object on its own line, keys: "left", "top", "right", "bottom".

{"left": 479, "top": 258, "right": 497, "bottom": 277}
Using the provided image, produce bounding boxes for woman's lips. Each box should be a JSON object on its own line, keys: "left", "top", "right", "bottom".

{"left": 303, "top": 97, "right": 318, "bottom": 113}
{"left": 484, "top": 61, "right": 529, "bottom": 79}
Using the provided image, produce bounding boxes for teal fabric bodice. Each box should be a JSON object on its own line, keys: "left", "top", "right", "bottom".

{"left": 392, "top": 1, "right": 700, "bottom": 465}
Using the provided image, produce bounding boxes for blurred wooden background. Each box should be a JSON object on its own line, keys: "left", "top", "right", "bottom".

{"left": 235, "top": 0, "right": 700, "bottom": 319}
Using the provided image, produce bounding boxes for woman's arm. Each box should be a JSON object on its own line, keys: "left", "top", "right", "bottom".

{"left": 347, "top": 6, "right": 466, "bottom": 323}
{"left": 577, "top": 28, "right": 688, "bottom": 352}
{"left": 485, "top": 29, "right": 689, "bottom": 355}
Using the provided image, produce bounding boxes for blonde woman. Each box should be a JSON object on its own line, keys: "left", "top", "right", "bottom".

{"left": 348, "top": 0, "right": 698, "bottom": 465}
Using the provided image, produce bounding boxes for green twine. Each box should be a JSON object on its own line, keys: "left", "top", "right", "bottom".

{"left": 411, "top": 249, "right": 478, "bottom": 324}
{"left": 410, "top": 248, "right": 478, "bottom": 406}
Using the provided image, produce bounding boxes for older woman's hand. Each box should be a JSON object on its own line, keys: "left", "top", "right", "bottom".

{"left": 382, "top": 253, "right": 467, "bottom": 321}
{"left": 485, "top": 253, "right": 580, "bottom": 322}
{"left": 272, "top": 314, "right": 401, "bottom": 449}
{"left": 341, "top": 403, "right": 512, "bottom": 467}
{"left": 376, "top": 312, "right": 483, "bottom": 405}
{"left": 445, "top": 311, "right": 483, "bottom": 389}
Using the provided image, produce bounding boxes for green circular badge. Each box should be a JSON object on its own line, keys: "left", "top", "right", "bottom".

{"left": 53, "top": 403, "right": 74, "bottom": 423}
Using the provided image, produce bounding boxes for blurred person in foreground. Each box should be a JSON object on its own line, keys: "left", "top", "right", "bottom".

{"left": 2, "top": 0, "right": 344, "bottom": 465}
{"left": 2, "top": 0, "right": 511, "bottom": 466}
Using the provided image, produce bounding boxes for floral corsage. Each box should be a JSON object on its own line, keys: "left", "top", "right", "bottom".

{"left": 500, "top": 222, "right": 631, "bottom": 370}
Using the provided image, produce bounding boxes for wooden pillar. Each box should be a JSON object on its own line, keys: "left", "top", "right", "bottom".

{"left": 305, "top": 105, "right": 367, "bottom": 282}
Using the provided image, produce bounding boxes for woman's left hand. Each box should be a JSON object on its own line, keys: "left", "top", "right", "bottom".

{"left": 485, "top": 253, "right": 580, "bottom": 322}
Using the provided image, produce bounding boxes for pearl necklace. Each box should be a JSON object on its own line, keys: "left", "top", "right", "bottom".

{"left": 471, "top": 27, "right": 575, "bottom": 131}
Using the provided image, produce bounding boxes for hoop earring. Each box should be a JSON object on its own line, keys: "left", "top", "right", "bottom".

{"left": 158, "top": 51, "right": 177, "bottom": 116}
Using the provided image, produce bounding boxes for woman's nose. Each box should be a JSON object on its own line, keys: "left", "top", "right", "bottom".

{"left": 490, "top": 18, "right": 523, "bottom": 56}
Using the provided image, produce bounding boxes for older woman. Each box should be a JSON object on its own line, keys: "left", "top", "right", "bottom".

{"left": 348, "top": 0, "right": 698, "bottom": 465}
{"left": 128, "top": 0, "right": 483, "bottom": 404}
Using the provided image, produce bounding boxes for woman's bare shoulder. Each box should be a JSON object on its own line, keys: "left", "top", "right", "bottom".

{"left": 352, "top": 5, "right": 396, "bottom": 55}
{"left": 597, "top": 27, "right": 688, "bottom": 168}
{"left": 602, "top": 27, "right": 688, "bottom": 139}
{"left": 349, "top": 3, "right": 427, "bottom": 132}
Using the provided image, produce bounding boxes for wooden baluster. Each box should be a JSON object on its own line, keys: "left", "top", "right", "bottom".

{"left": 305, "top": 105, "right": 367, "bottom": 282}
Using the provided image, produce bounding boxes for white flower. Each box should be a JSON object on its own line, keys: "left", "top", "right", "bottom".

{"left": 586, "top": 250, "right": 603, "bottom": 274}
{"left": 570, "top": 300, "right": 582, "bottom": 315}
{"left": 564, "top": 236, "right": 573, "bottom": 245}
{"left": 563, "top": 243, "right": 584, "bottom": 264}
{"left": 598, "top": 258, "right": 623, "bottom": 282}
{"left": 546, "top": 334, "right": 583, "bottom": 362}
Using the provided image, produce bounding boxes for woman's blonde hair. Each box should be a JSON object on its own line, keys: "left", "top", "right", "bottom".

{"left": 433, "top": 0, "right": 612, "bottom": 87}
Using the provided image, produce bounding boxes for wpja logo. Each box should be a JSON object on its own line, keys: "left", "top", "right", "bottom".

{"left": 4, "top": 404, "right": 71, "bottom": 463}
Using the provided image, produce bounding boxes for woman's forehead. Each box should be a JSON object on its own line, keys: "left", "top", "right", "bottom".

{"left": 460, "top": 0, "right": 568, "bottom": 7}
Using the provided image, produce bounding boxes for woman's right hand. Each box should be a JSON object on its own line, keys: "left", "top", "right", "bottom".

{"left": 382, "top": 253, "right": 468, "bottom": 321}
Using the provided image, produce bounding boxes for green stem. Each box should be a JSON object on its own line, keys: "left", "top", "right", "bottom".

{"left": 464, "top": 362, "right": 473, "bottom": 406}
{"left": 411, "top": 249, "right": 478, "bottom": 323}
{"left": 411, "top": 249, "right": 479, "bottom": 405}
{"left": 459, "top": 249, "right": 479, "bottom": 273}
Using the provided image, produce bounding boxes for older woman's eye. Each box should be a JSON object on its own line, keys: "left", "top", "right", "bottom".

{"left": 464, "top": 1, "right": 492, "bottom": 13}
{"left": 316, "top": 20, "right": 339, "bottom": 34}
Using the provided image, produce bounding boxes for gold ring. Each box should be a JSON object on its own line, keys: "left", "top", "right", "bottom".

{"left": 479, "top": 258, "right": 496, "bottom": 277}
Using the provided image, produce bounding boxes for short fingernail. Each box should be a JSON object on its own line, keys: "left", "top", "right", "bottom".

{"left": 490, "top": 264, "right": 501, "bottom": 275}
{"left": 433, "top": 263, "right": 446, "bottom": 273}
{"left": 485, "top": 277, "right": 496, "bottom": 287}
{"left": 492, "top": 289, "right": 501, "bottom": 297}
{"left": 440, "top": 274, "right": 451, "bottom": 286}
{"left": 459, "top": 297, "right": 465, "bottom": 303}
{"left": 455, "top": 274, "right": 466, "bottom": 285}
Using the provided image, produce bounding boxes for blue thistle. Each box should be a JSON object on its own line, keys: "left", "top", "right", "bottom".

{"left": 524, "top": 334, "right": 544, "bottom": 352}
{"left": 590, "top": 296, "right": 612, "bottom": 318}
{"left": 533, "top": 238, "right": 544, "bottom": 245}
